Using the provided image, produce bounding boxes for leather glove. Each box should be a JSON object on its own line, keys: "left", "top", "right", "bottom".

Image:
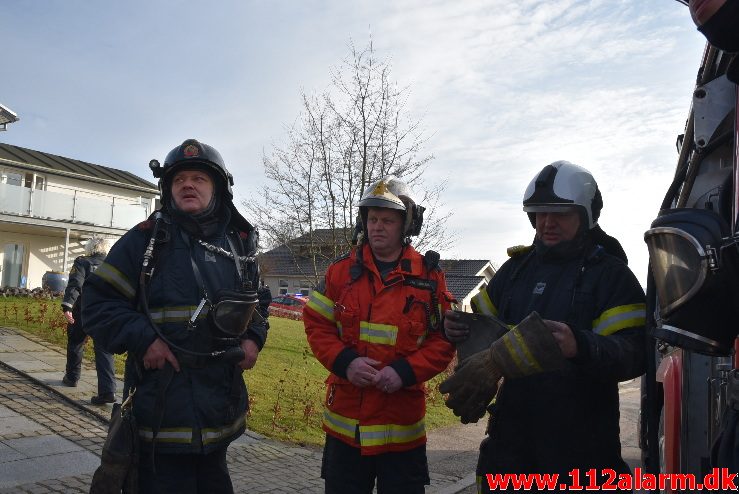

{"left": 439, "top": 311, "right": 565, "bottom": 424}
{"left": 439, "top": 348, "right": 501, "bottom": 424}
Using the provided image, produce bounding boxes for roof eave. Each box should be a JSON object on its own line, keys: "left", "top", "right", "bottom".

{"left": 0, "top": 156, "right": 159, "bottom": 195}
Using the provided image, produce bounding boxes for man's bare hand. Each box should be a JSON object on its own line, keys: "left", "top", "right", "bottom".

{"left": 347, "top": 357, "right": 380, "bottom": 388}
{"left": 443, "top": 310, "right": 470, "bottom": 342}
{"left": 545, "top": 320, "right": 578, "bottom": 359}
{"left": 373, "top": 366, "right": 403, "bottom": 394}
{"left": 143, "top": 337, "right": 180, "bottom": 371}
{"left": 238, "top": 339, "right": 260, "bottom": 370}
{"left": 64, "top": 311, "right": 75, "bottom": 325}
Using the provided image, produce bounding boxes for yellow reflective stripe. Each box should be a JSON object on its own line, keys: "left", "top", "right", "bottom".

{"left": 337, "top": 321, "right": 343, "bottom": 339}
{"left": 471, "top": 288, "right": 498, "bottom": 317}
{"left": 95, "top": 262, "right": 136, "bottom": 300}
{"left": 306, "top": 291, "right": 335, "bottom": 322}
{"left": 502, "top": 328, "right": 543, "bottom": 374}
{"left": 202, "top": 414, "right": 246, "bottom": 445}
{"left": 138, "top": 427, "right": 193, "bottom": 444}
{"left": 359, "top": 419, "right": 426, "bottom": 447}
{"left": 359, "top": 322, "right": 398, "bottom": 345}
{"left": 323, "top": 410, "right": 426, "bottom": 447}
{"left": 149, "top": 305, "right": 203, "bottom": 323}
{"left": 592, "top": 303, "right": 646, "bottom": 336}
{"left": 323, "top": 409, "right": 358, "bottom": 439}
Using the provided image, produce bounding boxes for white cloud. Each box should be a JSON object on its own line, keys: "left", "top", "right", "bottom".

{"left": 1, "top": 0, "right": 707, "bottom": 285}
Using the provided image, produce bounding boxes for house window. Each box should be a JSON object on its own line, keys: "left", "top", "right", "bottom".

{"left": 1, "top": 171, "right": 22, "bottom": 186}
{"left": 299, "top": 280, "right": 311, "bottom": 296}
{"left": 0, "top": 171, "right": 45, "bottom": 189}
{"left": 278, "top": 279, "right": 289, "bottom": 295}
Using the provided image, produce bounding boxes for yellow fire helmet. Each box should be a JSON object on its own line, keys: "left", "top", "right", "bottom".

{"left": 357, "top": 176, "right": 425, "bottom": 237}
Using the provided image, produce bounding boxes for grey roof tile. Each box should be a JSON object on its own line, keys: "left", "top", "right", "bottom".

{"left": 445, "top": 276, "right": 485, "bottom": 301}
{"left": 438, "top": 259, "right": 491, "bottom": 277}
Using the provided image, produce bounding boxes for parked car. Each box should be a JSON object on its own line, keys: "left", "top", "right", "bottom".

{"left": 269, "top": 294, "right": 308, "bottom": 320}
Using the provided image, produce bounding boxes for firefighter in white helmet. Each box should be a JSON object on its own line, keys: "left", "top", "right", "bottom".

{"left": 443, "top": 161, "right": 646, "bottom": 492}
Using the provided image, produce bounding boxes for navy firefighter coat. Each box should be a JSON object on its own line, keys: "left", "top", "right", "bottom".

{"left": 83, "top": 210, "right": 269, "bottom": 455}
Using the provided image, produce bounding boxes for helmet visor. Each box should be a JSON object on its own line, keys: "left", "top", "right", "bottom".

{"left": 359, "top": 197, "right": 406, "bottom": 210}
{"left": 523, "top": 204, "right": 577, "bottom": 214}
{"left": 209, "top": 290, "right": 259, "bottom": 336}
{"left": 645, "top": 227, "right": 708, "bottom": 316}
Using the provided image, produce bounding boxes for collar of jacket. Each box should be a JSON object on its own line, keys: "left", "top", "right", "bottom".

{"left": 353, "top": 242, "right": 425, "bottom": 281}
{"left": 168, "top": 203, "right": 231, "bottom": 240}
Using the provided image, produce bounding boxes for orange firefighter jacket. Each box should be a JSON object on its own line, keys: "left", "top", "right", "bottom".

{"left": 304, "top": 243, "right": 455, "bottom": 455}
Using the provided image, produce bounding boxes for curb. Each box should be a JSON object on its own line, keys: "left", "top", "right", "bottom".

{"left": 0, "top": 358, "right": 111, "bottom": 425}
{"left": 434, "top": 473, "right": 476, "bottom": 494}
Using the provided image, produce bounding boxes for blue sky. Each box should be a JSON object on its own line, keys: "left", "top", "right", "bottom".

{"left": 2, "top": 1, "right": 707, "bottom": 285}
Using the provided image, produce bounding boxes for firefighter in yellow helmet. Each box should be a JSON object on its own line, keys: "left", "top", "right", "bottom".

{"left": 304, "top": 176, "right": 455, "bottom": 493}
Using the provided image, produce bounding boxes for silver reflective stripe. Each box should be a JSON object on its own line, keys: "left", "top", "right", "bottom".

{"left": 138, "top": 428, "right": 193, "bottom": 444}
{"left": 359, "top": 322, "right": 398, "bottom": 345}
{"left": 149, "top": 305, "right": 203, "bottom": 323}
{"left": 306, "top": 291, "right": 335, "bottom": 322}
{"left": 592, "top": 303, "right": 646, "bottom": 336}
{"left": 95, "top": 262, "right": 136, "bottom": 300}
{"left": 471, "top": 289, "right": 497, "bottom": 317}
{"left": 323, "top": 410, "right": 357, "bottom": 438}
{"left": 359, "top": 419, "right": 426, "bottom": 447}
{"left": 202, "top": 414, "right": 247, "bottom": 445}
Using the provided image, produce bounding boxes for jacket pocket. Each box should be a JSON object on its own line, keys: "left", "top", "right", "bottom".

{"left": 336, "top": 310, "right": 359, "bottom": 345}
{"left": 325, "top": 374, "right": 359, "bottom": 409}
{"left": 395, "top": 318, "right": 427, "bottom": 356}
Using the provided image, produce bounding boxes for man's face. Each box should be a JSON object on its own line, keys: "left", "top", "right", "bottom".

{"left": 535, "top": 208, "right": 582, "bottom": 246}
{"left": 366, "top": 207, "right": 405, "bottom": 260}
{"left": 171, "top": 168, "right": 215, "bottom": 214}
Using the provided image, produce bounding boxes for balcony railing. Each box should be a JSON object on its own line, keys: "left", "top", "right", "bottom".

{"left": 0, "top": 182, "right": 149, "bottom": 229}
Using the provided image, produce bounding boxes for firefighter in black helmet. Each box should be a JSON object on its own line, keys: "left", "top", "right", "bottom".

{"left": 84, "top": 139, "right": 270, "bottom": 492}
{"left": 442, "top": 161, "right": 646, "bottom": 492}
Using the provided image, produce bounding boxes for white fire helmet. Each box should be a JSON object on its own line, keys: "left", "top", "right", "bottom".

{"left": 522, "top": 160, "right": 602, "bottom": 229}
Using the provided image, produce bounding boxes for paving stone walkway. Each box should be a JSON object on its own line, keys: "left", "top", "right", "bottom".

{"left": 0, "top": 327, "right": 474, "bottom": 493}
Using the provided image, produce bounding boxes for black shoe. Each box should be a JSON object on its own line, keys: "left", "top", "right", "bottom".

{"left": 91, "top": 394, "right": 116, "bottom": 405}
{"left": 62, "top": 375, "right": 78, "bottom": 387}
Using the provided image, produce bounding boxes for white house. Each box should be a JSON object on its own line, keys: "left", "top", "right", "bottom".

{"left": 438, "top": 259, "right": 497, "bottom": 312}
{"left": 0, "top": 142, "right": 159, "bottom": 289}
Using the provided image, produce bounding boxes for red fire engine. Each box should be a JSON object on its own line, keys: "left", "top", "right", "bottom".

{"left": 640, "top": 3, "right": 739, "bottom": 488}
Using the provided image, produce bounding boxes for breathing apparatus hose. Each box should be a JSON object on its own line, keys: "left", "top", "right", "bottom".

{"left": 137, "top": 212, "right": 245, "bottom": 365}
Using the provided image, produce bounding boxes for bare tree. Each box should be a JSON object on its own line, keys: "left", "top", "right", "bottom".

{"left": 246, "top": 39, "right": 453, "bottom": 284}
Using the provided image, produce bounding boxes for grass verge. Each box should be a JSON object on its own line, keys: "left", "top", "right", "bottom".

{"left": 0, "top": 296, "right": 459, "bottom": 446}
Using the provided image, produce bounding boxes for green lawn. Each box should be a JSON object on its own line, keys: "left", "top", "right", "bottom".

{"left": 0, "top": 296, "right": 459, "bottom": 446}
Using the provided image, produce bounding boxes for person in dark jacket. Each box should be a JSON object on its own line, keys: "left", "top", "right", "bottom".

{"left": 83, "top": 139, "right": 270, "bottom": 493}
{"left": 444, "top": 161, "right": 646, "bottom": 492}
{"left": 61, "top": 237, "right": 117, "bottom": 405}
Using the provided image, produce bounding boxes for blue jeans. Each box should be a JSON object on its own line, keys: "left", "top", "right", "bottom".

{"left": 65, "top": 321, "right": 115, "bottom": 396}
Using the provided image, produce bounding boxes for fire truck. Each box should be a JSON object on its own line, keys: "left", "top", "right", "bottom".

{"left": 639, "top": 4, "right": 739, "bottom": 487}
